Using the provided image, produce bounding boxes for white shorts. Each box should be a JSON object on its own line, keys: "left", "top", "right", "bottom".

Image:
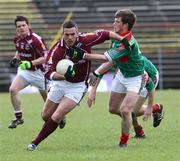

{"left": 17, "top": 68, "right": 47, "bottom": 91}
{"left": 111, "top": 70, "right": 143, "bottom": 94}
{"left": 48, "top": 80, "right": 87, "bottom": 104}
{"left": 139, "top": 71, "right": 159, "bottom": 97}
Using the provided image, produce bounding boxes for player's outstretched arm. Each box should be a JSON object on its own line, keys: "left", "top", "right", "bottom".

{"left": 87, "top": 78, "right": 100, "bottom": 108}
{"left": 143, "top": 89, "right": 154, "bottom": 121}
{"left": 109, "top": 31, "right": 129, "bottom": 41}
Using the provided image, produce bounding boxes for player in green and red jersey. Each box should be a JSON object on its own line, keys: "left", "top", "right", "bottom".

{"left": 86, "top": 55, "right": 164, "bottom": 138}
{"left": 66, "top": 9, "right": 164, "bottom": 147}
{"left": 66, "top": 9, "right": 145, "bottom": 147}
{"left": 132, "top": 56, "right": 164, "bottom": 138}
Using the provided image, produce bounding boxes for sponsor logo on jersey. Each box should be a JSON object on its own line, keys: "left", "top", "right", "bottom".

{"left": 118, "top": 56, "right": 129, "bottom": 62}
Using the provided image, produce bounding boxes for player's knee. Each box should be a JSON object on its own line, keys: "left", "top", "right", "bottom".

{"left": 51, "top": 112, "right": 63, "bottom": 123}
{"left": 120, "top": 106, "right": 131, "bottom": 116}
{"left": 109, "top": 107, "right": 116, "bottom": 114}
{"left": 109, "top": 104, "right": 120, "bottom": 115}
{"left": 41, "top": 113, "right": 48, "bottom": 122}
{"left": 9, "top": 86, "right": 18, "bottom": 94}
{"left": 51, "top": 116, "right": 60, "bottom": 123}
{"left": 41, "top": 111, "right": 49, "bottom": 122}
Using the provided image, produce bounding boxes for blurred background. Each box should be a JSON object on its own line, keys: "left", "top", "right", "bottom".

{"left": 0, "top": 0, "right": 180, "bottom": 92}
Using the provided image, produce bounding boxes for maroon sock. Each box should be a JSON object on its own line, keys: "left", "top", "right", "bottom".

{"left": 15, "top": 111, "right": 22, "bottom": 120}
{"left": 32, "top": 118, "right": 58, "bottom": 146}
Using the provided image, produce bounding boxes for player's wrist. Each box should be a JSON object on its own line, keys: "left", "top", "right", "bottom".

{"left": 30, "top": 61, "right": 33, "bottom": 66}
{"left": 93, "top": 70, "right": 103, "bottom": 78}
{"left": 50, "top": 72, "right": 56, "bottom": 80}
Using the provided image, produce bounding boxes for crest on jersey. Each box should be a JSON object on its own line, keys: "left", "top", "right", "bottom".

{"left": 25, "top": 44, "right": 30, "bottom": 50}
{"left": 20, "top": 43, "right": 24, "bottom": 49}
{"left": 76, "top": 42, "right": 82, "bottom": 48}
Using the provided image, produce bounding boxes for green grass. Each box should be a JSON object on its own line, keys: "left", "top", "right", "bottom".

{"left": 0, "top": 90, "right": 180, "bottom": 161}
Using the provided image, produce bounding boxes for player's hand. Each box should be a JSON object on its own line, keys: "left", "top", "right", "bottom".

{"left": 87, "top": 97, "right": 95, "bottom": 108}
{"left": 87, "top": 88, "right": 96, "bottom": 108}
{"left": 89, "top": 72, "right": 98, "bottom": 86}
{"left": 9, "top": 58, "right": 20, "bottom": 68}
{"left": 122, "top": 37, "right": 130, "bottom": 50}
{"left": 143, "top": 106, "right": 152, "bottom": 121}
{"left": 19, "top": 60, "right": 32, "bottom": 70}
{"left": 66, "top": 46, "right": 85, "bottom": 59}
{"left": 64, "top": 65, "right": 75, "bottom": 80}
{"left": 88, "top": 71, "right": 103, "bottom": 86}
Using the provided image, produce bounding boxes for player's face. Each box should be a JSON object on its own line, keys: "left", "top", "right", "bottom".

{"left": 113, "top": 17, "right": 126, "bottom": 34}
{"left": 63, "top": 27, "right": 78, "bottom": 47}
{"left": 16, "top": 21, "right": 30, "bottom": 38}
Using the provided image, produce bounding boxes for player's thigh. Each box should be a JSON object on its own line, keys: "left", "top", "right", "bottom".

{"left": 65, "top": 81, "right": 87, "bottom": 104}
{"left": 42, "top": 99, "right": 58, "bottom": 120}
{"left": 134, "top": 96, "right": 146, "bottom": 113}
{"left": 30, "top": 70, "right": 46, "bottom": 91}
{"left": 39, "top": 90, "right": 47, "bottom": 102}
{"left": 109, "top": 91, "right": 126, "bottom": 111}
{"left": 120, "top": 91, "right": 139, "bottom": 112}
{"left": 125, "top": 75, "right": 142, "bottom": 93}
{"left": 52, "top": 97, "right": 77, "bottom": 122}
{"left": 111, "top": 73, "right": 126, "bottom": 93}
{"left": 9, "top": 75, "right": 29, "bottom": 92}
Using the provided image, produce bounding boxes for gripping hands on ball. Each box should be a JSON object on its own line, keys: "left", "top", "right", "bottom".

{"left": 64, "top": 65, "right": 75, "bottom": 80}
{"left": 19, "top": 61, "right": 32, "bottom": 70}
{"left": 66, "top": 46, "right": 85, "bottom": 59}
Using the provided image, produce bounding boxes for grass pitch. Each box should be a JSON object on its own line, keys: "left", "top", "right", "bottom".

{"left": 0, "top": 90, "right": 179, "bottom": 161}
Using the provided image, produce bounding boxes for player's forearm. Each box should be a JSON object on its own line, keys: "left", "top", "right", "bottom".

{"left": 49, "top": 71, "right": 65, "bottom": 80}
{"left": 31, "top": 57, "right": 45, "bottom": 66}
{"left": 95, "top": 61, "right": 114, "bottom": 75}
{"left": 93, "top": 77, "right": 101, "bottom": 90}
{"left": 147, "top": 90, "right": 154, "bottom": 108}
{"left": 83, "top": 53, "right": 108, "bottom": 62}
{"left": 109, "top": 31, "right": 124, "bottom": 40}
{"left": 14, "top": 51, "right": 20, "bottom": 59}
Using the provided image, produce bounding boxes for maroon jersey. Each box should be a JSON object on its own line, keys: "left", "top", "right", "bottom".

{"left": 46, "top": 30, "right": 110, "bottom": 84}
{"left": 14, "top": 31, "right": 48, "bottom": 71}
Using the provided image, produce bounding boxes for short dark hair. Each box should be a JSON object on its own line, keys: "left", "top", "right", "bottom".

{"left": 14, "top": 16, "right": 29, "bottom": 26}
{"left": 63, "top": 20, "right": 78, "bottom": 31}
{"left": 115, "top": 9, "right": 136, "bottom": 30}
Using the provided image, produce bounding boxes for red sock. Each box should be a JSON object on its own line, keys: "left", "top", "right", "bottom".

{"left": 32, "top": 118, "right": 58, "bottom": 146}
{"left": 120, "top": 132, "right": 129, "bottom": 145}
{"left": 134, "top": 125, "right": 145, "bottom": 136}
{"left": 153, "top": 103, "right": 160, "bottom": 112}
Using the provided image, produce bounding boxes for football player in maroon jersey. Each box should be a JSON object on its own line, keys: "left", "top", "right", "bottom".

{"left": 27, "top": 20, "right": 127, "bottom": 151}
{"left": 8, "top": 16, "right": 48, "bottom": 129}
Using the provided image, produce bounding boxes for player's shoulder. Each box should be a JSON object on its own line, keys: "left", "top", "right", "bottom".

{"left": 78, "top": 32, "right": 95, "bottom": 38}
{"left": 27, "top": 32, "right": 45, "bottom": 46}
{"left": 13, "top": 35, "right": 20, "bottom": 42}
{"left": 31, "top": 32, "right": 42, "bottom": 41}
{"left": 49, "top": 41, "right": 65, "bottom": 56}
{"left": 78, "top": 33, "right": 93, "bottom": 43}
{"left": 79, "top": 29, "right": 106, "bottom": 37}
